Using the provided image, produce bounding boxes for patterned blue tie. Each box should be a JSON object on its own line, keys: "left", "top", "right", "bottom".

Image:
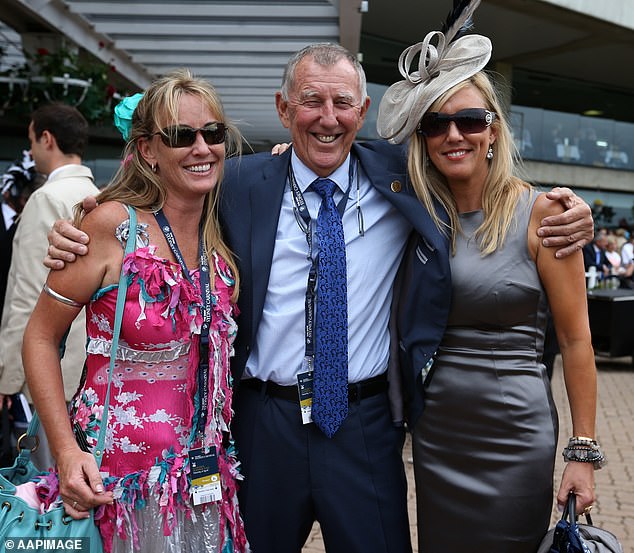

{"left": 311, "top": 178, "right": 348, "bottom": 438}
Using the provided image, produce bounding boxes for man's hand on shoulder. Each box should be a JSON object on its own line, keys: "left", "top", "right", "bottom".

{"left": 44, "top": 195, "right": 97, "bottom": 270}
{"left": 537, "top": 187, "right": 594, "bottom": 258}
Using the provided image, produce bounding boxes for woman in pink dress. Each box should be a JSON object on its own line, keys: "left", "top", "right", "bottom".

{"left": 23, "top": 69, "right": 248, "bottom": 552}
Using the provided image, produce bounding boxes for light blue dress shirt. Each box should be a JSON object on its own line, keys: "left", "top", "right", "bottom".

{"left": 244, "top": 150, "right": 411, "bottom": 386}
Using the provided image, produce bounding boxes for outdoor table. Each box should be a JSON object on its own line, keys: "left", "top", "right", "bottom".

{"left": 587, "top": 288, "right": 634, "bottom": 365}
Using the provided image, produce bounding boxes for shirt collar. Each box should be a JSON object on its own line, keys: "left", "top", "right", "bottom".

{"left": 46, "top": 163, "right": 82, "bottom": 182}
{"left": 290, "top": 149, "right": 350, "bottom": 195}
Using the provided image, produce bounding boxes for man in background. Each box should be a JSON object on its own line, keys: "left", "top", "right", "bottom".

{"left": 582, "top": 231, "right": 612, "bottom": 279}
{"left": 0, "top": 104, "right": 99, "bottom": 467}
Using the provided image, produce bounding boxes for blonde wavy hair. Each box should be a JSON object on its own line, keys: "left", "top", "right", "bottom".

{"left": 79, "top": 69, "right": 241, "bottom": 300}
{"left": 408, "top": 71, "right": 531, "bottom": 256}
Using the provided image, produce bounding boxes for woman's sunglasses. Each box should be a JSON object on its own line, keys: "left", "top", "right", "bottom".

{"left": 417, "top": 108, "right": 496, "bottom": 138}
{"left": 152, "top": 122, "right": 226, "bottom": 148}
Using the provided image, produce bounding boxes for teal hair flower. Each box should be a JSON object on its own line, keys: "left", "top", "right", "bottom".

{"left": 113, "top": 92, "right": 144, "bottom": 141}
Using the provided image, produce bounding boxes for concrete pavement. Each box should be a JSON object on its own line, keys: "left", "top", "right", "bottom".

{"left": 303, "top": 354, "right": 634, "bottom": 552}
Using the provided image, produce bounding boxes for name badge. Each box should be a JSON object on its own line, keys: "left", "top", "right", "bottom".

{"left": 188, "top": 446, "right": 222, "bottom": 505}
{"left": 297, "top": 363, "right": 314, "bottom": 425}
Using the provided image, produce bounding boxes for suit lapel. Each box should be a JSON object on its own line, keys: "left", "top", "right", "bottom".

{"left": 354, "top": 143, "right": 449, "bottom": 254}
{"left": 248, "top": 151, "right": 291, "bottom": 339}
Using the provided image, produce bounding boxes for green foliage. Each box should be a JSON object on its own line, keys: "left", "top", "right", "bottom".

{"left": 0, "top": 41, "right": 118, "bottom": 124}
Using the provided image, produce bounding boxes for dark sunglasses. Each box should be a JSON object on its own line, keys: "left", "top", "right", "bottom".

{"left": 417, "top": 108, "right": 496, "bottom": 138}
{"left": 152, "top": 122, "right": 226, "bottom": 148}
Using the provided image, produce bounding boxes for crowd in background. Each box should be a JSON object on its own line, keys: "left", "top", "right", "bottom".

{"left": 583, "top": 221, "right": 634, "bottom": 289}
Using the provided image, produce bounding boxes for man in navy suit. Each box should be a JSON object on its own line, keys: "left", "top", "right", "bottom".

{"left": 218, "top": 44, "right": 451, "bottom": 553}
{"left": 46, "top": 43, "right": 592, "bottom": 553}
{"left": 582, "top": 233, "right": 612, "bottom": 275}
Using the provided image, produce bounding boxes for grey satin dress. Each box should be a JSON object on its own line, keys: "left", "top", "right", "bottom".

{"left": 413, "top": 190, "right": 558, "bottom": 552}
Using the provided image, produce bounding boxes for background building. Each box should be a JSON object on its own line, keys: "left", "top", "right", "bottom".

{"left": 1, "top": 0, "right": 633, "bottom": 223}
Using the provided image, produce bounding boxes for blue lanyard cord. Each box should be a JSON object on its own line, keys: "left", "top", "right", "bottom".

{"left": 287, "top": 159, "right": 358, "bottom": 359}
{"left": 288, "top": 160, "right": 355, "bottom": 239}
{"left": 154, "top": 209, "right": 211, "bottom": 438}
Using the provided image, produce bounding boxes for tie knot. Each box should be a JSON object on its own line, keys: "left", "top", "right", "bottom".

{"left": 312, "top": 178, "right": 337, "bottom": 200}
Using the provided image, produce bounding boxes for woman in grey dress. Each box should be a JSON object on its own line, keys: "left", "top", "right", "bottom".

{"left": 377, "top": 3, "right": 601, "bottom": 551}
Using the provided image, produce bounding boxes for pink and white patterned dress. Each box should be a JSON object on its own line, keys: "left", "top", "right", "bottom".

{"left": 38, "top": 217, "right": 247, "bottom": 553}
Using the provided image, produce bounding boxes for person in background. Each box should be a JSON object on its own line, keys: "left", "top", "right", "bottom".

{"left": 0, "top": 150, "right": 43, "bottom": 464}
{"left": 42, "top": 42, "right": 594, "bottom": 553}
{"left": 620, "top": 231, "right": 634, "bottom": 267}
{"left": 22, "top": 70, "right": 248, "bottom": 552}
{"left": 582, "top": 233, "right": 612, "bottom": 279}
{"left": 0, "top": 150, "right": 43, "bottom": 318}
{"left": 613, "top": 227, "right": 627, "bottom": 251}
{"left": 377, "top": 1, "right": 600, "bottom": 550}
{"left": 0, "top": 105, "right": 99, "bottom": 469}
{"left": 605, "top": 235, "right": 622, "bottom": 269}
{"left": 616, "top": 232, "right": 634, "bottom": 288}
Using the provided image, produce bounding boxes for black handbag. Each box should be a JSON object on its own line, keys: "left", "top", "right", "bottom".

{"left": 537, "top": 492, "right": 623, "bottom": 553}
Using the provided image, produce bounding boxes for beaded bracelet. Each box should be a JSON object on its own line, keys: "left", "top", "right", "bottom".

{"left": 562, "top": 436, "right": 606, "bottom": 469}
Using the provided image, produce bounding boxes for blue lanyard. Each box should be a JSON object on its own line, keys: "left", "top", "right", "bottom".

{"left": 288, "top": 160, "right": 355, "bottom": 358}
{"left": 154, "top": 209, "right": 211, "bottom": 438}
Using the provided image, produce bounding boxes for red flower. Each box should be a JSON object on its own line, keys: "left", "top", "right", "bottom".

{"left": 106, "top": 84, "right": 116, "bottom": 98}
{"left": 36, "top": 48, "right": 49, "bottom": 56}
{"left": 98, "top": 41, "right": 105, "bottom": 49}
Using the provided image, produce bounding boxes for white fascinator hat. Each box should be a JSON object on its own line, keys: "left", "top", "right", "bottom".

{"left": 377, "top": 0, "right": 492, "bottom": 144}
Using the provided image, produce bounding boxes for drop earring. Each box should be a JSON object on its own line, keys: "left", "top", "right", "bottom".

{"left": 151, "top": 163, "right": 157, "bottom": 173}
{"left": 486, "top": 145, "right": 494, "bottom": 160}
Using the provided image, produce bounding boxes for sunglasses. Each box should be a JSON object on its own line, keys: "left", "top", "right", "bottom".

{"left": 417, "top": 108, "right": 496, "bottom": 138}
{"left": 152, "top": 122, "right": 226, "bottom": 148}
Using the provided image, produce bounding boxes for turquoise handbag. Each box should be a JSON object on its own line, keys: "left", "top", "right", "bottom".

{"left": 0, "top": 414, "right": 103, "bottom": 552}
{"left": 0, "top": 207, "right": 137, "bottom": 553}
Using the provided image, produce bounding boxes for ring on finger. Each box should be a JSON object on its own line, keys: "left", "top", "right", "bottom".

{"left": 72, "top": 500, "right": 78, "bottom": 510}
{"left": 583, "top": 505, "right": 593, "bottom": 515}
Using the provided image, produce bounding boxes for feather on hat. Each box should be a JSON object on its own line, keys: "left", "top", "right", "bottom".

{"left": 377, "top": 0, "right": 491, "bottom": 144}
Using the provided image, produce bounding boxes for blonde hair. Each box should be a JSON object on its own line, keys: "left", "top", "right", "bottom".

{"left": 407, "top": 71, "right": 531, "bottom": 256}
{"left": 82, "top": 69, "right": 241, "bottom": 300}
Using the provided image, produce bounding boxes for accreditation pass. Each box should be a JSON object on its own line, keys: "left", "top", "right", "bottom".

{"left": 297, "top": 370, "right": 314, "bottom": 424}
{"left": 188, "top": 446, "right": 222, "bottom": 505}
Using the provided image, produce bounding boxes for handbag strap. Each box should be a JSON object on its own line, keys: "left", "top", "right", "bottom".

{"left": 564, "top": 491, "right": 593, "bottom": 526}
{"left": 93, "top": 205, "right": 137, "bottom": 468}
{"left": 16, "top": 206, "right": 138, "bottom": 470}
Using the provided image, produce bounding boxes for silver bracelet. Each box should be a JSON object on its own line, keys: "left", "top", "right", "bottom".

{"left": 42, "top": 283, "right": 84, "bottom": 308}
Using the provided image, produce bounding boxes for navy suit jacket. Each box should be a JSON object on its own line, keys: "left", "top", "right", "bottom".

{"left": 582, "top": 243, "right": 611, "bottom": 272}
{"left": 219, "top": 140, "right": 452, "bottom": 425}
